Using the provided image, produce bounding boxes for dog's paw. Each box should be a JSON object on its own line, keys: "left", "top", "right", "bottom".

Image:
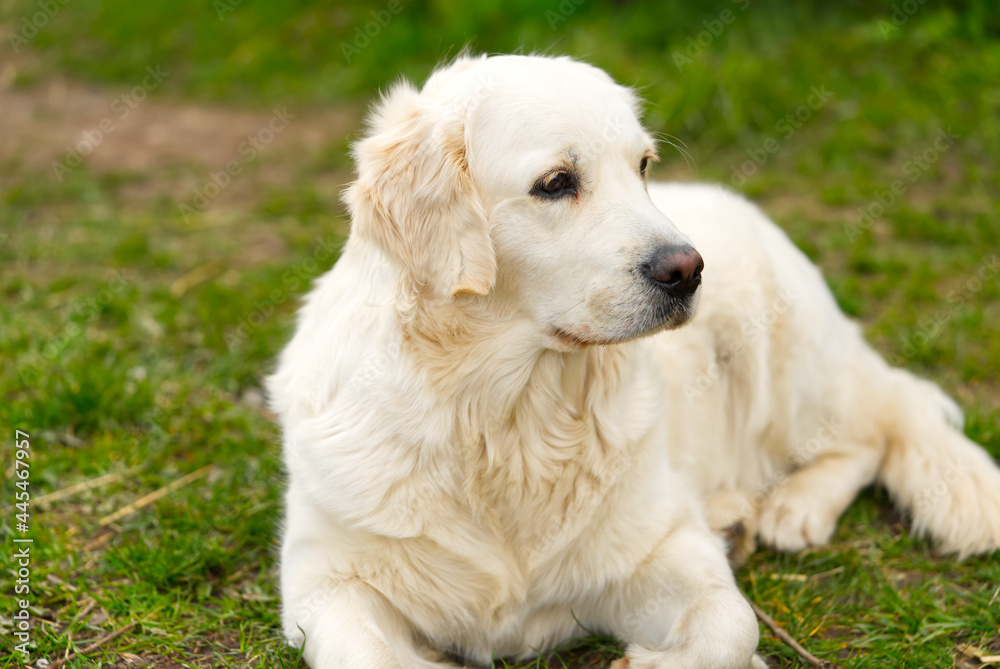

{"left": 617, "top": 651, "right": 766, "bottom": 669}
{"left": 758, "top": 485, "right": 838, "bottom": 552}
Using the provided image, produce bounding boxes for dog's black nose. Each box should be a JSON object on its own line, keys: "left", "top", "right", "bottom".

{"left": 647, "top": 245, "right": 704, "bottom": 297}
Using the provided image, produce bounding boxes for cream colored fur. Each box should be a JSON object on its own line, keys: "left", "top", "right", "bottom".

{"left": 268, "top": 54, "right": 1000, "bottom": 668}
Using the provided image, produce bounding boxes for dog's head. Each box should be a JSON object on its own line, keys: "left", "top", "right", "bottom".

{"left": 345, "top": 54, "right": 702, "bottom": 350}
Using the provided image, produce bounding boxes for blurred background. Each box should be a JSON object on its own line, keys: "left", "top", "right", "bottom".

{"left": 2, "top": 1, "right": 999, "bottom": 667}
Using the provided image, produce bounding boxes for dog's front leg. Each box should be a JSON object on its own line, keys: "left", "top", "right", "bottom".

{"left": 283, "top": 571, "right": 458, "bottom": 669}
{"left": 605, "top": 521, "right": 763, "bottom": 669}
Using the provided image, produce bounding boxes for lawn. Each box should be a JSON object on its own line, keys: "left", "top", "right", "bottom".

{"left": 1, "top": 0, "right": 999, "bottom": 667}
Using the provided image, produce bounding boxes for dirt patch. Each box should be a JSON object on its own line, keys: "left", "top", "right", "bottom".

{"left": 0, "top": 61, "right": 359, "bottom": 211}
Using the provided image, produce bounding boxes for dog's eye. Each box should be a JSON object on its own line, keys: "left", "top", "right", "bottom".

{"left": 532, "top": 171, "right": 577, "bottom": 199}
{"left": 640, "top": 157, "right": 648, "bottom": 177}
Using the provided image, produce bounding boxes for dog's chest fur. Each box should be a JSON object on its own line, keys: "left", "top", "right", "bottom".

{"left": 468, "top": 349, "right": 642, "bottom": 554}
{"left": 352, "top": 345, "right": 668, "bottom": 648}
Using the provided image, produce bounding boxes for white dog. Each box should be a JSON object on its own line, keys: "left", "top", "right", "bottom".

{"left": 267, "top": 54, "right": 1000, "bottom": 668}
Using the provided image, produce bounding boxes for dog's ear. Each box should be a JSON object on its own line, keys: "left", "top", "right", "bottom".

{"left": 344, "top": 82, "right": 496, "bottom": 298}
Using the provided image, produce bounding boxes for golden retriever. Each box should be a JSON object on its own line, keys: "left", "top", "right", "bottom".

{"left": 267, "top": 54, "right": 1000, "bottom": 668}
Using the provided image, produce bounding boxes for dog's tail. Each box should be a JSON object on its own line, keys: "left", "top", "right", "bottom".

{"left": 877, "top": 366, "right": 1000, "bottom": 557}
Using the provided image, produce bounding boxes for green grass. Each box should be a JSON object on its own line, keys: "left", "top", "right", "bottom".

{"left": 2, "top": 1, "right": 1000, "bottom": 667}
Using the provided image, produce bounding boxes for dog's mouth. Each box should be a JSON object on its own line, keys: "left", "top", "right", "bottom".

{"left": 639, "top": 290, "right": 700, "bottom": 333}
{"left": 549, "top": 290, "right": 699, "bottom": 350}
{"left": 549, "top": 325, "right": 614, "bottom": 349}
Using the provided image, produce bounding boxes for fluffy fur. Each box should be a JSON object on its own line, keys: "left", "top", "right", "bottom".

{"left": 267, "top": 54, "right": 1000, "bottom": 668}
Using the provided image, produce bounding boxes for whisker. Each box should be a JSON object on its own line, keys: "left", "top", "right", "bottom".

{"left": 652, "top": 131, "right": 697, "bottom": 171}
{"left": 653, "top": 131, "right": 690, "bottom": 149}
